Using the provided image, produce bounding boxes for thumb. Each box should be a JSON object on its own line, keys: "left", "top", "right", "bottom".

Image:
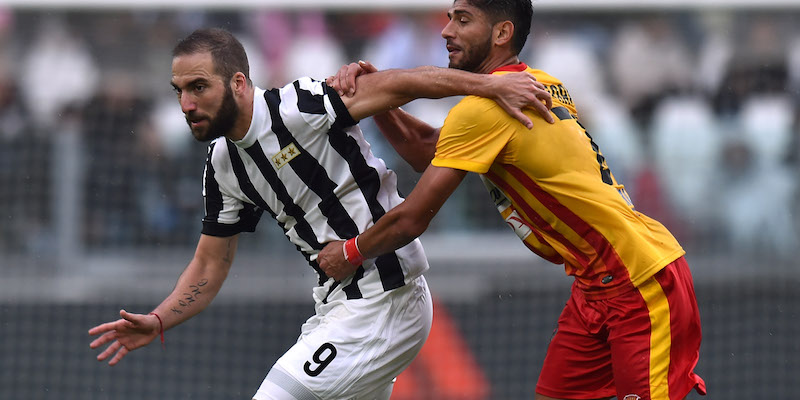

{"left": 358, "top": 60, "right": 378, "bottom": 73}
{"left": 120, "top": 309, "right": 144, "bottom": 326}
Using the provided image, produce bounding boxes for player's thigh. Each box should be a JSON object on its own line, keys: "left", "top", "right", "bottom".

{"left": 608, "top": 259, "right": 703, "bottom": 399}
{"left": 536, "top": 292, "right": 616, "bottom": 399}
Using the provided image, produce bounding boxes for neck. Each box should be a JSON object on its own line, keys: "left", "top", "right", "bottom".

{"left": 226, "top": 86, "right": 255, "bottom": 141}
{"left": 475, "top": 53, "right": 520, "bottom": 74}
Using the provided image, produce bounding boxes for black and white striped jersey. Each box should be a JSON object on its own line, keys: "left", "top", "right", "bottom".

{"left": 200, "top": 79, "right": 428, "bottom": 300}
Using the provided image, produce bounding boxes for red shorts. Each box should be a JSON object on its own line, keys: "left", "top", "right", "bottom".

{"left": 536, "top": 256, "right": 706, "bottom": 399}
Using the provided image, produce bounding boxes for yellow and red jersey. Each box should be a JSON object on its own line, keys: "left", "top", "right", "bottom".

{"left": 432, "top": 63, "right": 684, "bottom": 299}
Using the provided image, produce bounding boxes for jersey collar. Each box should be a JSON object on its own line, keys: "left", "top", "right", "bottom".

{"left": 491, "top": 62, "right": 528, "bottom": 74}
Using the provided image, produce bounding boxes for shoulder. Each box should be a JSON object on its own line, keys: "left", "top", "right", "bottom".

{"left": 290, "top": 76, "right": 326, "bottom": 96}
{"left": 276, "top": 77, "right": 355, "bottom": 128}
{"left": 528, "top": 69, "right": 563, "bottom": 86}
{"left": 442, "top": 95, "right": 507, "bottom": 135}
{"left": 528, "top": 69, "right": 579, "bottom": 114}
{"left": 449, "top": 95, "right": 501, "bottom": 120}
{"left": 206, "top": 138, "right": 232, "bottom": 165}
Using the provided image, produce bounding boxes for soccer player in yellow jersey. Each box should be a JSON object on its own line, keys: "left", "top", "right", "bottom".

{"left": 319, "top": 0, "right": 706, "bottom": 399}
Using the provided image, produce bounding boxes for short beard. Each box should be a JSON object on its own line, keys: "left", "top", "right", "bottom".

{"left": 449, "top": 36, "right": 493, "bottom": 73}
{"left": 190, "top": 84, "right": 239, "bottom": 142}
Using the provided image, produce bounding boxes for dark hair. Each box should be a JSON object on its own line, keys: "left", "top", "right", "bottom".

{"left": 172, "top": 28, "right": 251, "bottom": 84}
{"left": 465, "top": 0, "right": 532, "bottom": 55}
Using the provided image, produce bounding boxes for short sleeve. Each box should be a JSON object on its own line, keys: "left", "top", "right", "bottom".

{"left": 287, "top": 78, "right": 357, "bottom": 133}
{"left": 199, "top": 141, "right": 263, "bottom": 237}
{"left": 431, "top": 96, "right": 515, "bottom": 174}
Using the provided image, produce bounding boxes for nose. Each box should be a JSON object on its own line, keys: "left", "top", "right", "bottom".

{"left": 179, "top": 93, "right": 196, "bottom": 114}
{"left": 441, "top": 20, "right": 455, "bottom": 40}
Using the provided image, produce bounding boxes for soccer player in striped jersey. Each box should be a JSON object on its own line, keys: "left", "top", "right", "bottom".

{"left": 318, "top": 1, "right": 706, "bottom": 399}
{"left": 87, "top": 28, "right": 553, "bottom": 400}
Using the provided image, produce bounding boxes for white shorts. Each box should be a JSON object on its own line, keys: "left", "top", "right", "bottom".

{"left": 253, "top": 275, "right": 433, "bottom": 400}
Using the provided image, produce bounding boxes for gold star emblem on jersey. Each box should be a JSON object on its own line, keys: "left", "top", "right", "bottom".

{"left": 272, "top": 143, "right": 301, "bottom": 169}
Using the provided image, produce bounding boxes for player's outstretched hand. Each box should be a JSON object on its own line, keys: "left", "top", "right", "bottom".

{"left": 88, "top": 309, "right": 160, "bottom": 366}
{"left": 326, "top": 60, "right": 378, "bottom": 97}
{"left": 492, "top": 71, "right": 555, "bottom": 127}
{"left": 317, "top": 240, "right": 359, "bottom": 282}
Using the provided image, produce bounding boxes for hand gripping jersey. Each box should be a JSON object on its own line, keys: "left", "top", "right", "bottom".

{"left": 201, "top": 79, "right": 428, "bottom": 301}
{"left": 433, "top": 63, "right": 684, "bottom": 299}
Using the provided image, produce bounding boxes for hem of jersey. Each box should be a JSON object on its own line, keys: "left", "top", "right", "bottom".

{"left": 201, "top": 221, "right": 256, "bottom": 237}
{"left": 628, "top": 249, "right": 686, "bottom": 290}
{"left": 320, "top": 271, "right": 426, "bottom": 304}
{"left": 579, "top": 250, "right": 686, "bottom": 301}
{"left": 431, "top": 157, "right": 489, "bottom": 174}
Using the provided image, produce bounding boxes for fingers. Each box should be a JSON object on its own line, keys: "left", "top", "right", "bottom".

{"left": 329, "top": 64, "right": 351, "bottom": 96}
{"left": 89, "top": 330, "right": 118, "bottom": 349}
{"left": 96, "top": 338, "right": 121, "bottom": 361}
{"left": 345, "top": 64, "right": 358, "bottom": 96}
{"left": 343, "top": 61, "right": 379, "bottom": 96}
{"left": 88, "top": 319, "right": 123, "bottom": 336}
{"left": 532, "top": 101, "right": 554, "bottom": 125}
{"left": 513, "top": 110, "right": 534, "bottom": 130}
{"left": 95, "top": 339, "right": 129, "bottom": 366}
{"left": 108, "top": 346, "right": 129, "bottom": 366}
{"left": 529, "top": 77, "right": 554, "bottom": 124}
{"left": 332, "top": 71, "right": 345, "bottom": 96}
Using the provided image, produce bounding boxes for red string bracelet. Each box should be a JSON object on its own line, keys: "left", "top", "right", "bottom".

{"left": 343, "top": 236, "right": 365, "bottom": 266}
{"left": 149, "top": 312, "right": 165, "bottom": 348}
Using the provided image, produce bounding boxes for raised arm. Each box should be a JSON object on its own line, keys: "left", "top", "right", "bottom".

{"left": 88, "top": 234, "right": 238, "bottom": 365}
{"left": 330, "top": 61, "right": 552, "bottom": 172}
{"left": 339, "top": 65, "right": 552, "bottom": 129}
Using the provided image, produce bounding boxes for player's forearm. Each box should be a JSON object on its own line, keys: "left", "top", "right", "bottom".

{"left": 392, "top": 66, "right": 499, "bottom": 100}
{"left": 358, "top": 206, "right": 429, "bottom": 260}
{"left": 151, "top": 237, "right": 237, "bottom": 331}
{"left": 373, "top": 109, "right": 438, "bottom": 172}
{"left": 357, "top": 165, "right": 466, "bottom": 260}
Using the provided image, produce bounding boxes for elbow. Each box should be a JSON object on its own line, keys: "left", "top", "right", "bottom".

{"left": 392, "top": 209, "right": 432, "bottom": 242}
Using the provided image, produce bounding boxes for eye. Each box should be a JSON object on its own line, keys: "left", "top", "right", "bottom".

{"left": 194, "top": 84, "right": 205, "bottom": 93}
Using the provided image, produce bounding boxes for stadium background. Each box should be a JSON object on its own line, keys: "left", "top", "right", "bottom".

{"left": 1, "top": 0, "right": 798, "bottom": 398}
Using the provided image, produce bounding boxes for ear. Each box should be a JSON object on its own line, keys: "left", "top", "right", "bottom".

{"left": 231, "top": 72, "right": 248, "bottom": 95}
{"left": 493, "top": 20, "right": 514, "bottom": 47}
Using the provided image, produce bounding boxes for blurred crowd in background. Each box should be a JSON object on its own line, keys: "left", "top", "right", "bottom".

{"left": 1, "top": 7, "right": 798, "bottom": 262}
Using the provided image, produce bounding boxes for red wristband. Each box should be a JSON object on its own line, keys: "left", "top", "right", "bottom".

{"left": 343, "top": 237, "right": 365, "bottom": 266}
{"left": 149, "top": 312, "right": 165, "bottom": 348}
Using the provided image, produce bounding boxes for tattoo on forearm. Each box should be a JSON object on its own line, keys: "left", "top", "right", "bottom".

{"left": 223, "top": 238, "right": 235, "bottom": 263}
{"left": 170, "top": 278, "right": 209, "bottom": 314}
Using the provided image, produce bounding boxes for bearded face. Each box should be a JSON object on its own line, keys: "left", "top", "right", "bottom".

{"left": 187, "top": 83, "right": 239, "bottom": 142}
{"left": 442, "top": 0, "right": 497, "bottom": 74}
{"left": 447, "top": 34, "right": 493, "bottom": 72}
